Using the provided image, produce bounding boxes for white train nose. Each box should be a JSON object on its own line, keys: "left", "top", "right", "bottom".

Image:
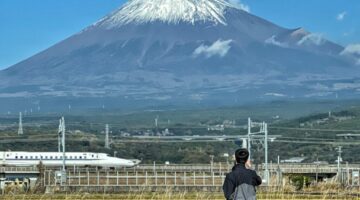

{"left": 130, "top": 159, "right": 141, "bottom": 166}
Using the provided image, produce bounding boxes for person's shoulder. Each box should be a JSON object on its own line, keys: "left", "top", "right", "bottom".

{"left": 226, "top": 170, "right": 236, "bottom": 176}
{"left": 225, "top": 170, "right": 237, "bottom": 180}
{"left": 247, "top": 169, "right": 260, "bottom": 176}
{"left": 241, "top": 168, "right": 256, "bottom": 175}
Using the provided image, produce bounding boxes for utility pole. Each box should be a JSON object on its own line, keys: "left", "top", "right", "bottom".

{"left": 264, "top": 122, "right": 269, "bottom": 186}
{"left": 105, "top": 124, "right": 110, "bottom": 149}
{"left": 337, "top": 146, "right": 342, "bottom": 162}
{"left": 337, "top": 146, "right": 342, "bottom": 182}
{"left": 18, "top": 112, "right": 23, "bottom": 135}
{"left": 210, "top": 155, "right": 214, "bottom": 174}
{"left": 155, "top": 116, "right": 159, "bottom": 128}
{"left": 61, "top": 117, "right": 66, "bottom": 172}
{"left": 247, "top": 118, "right": 271, "bottom": 185}
{"left": 58, "top": 119, "right": 62, "bottom": 152}
{"left": 277, "top": 155, "right": 281, "bottom": 186}
{"left": 154, "top": 116, "right": 159, "bottom": 136}
{"left": 56, "top": 117, "right": 67, "bottom": 185}
{"left": 247, "top": 118, "right": 251, "bottom": 160}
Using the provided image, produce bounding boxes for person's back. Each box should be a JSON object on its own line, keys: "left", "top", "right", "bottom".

{"left": 223, "top": 148, "right": 262, "bottom": 200}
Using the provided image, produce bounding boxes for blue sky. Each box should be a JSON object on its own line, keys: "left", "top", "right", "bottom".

{"left": 0, "top": 0, "right": 359, "bottom": 70}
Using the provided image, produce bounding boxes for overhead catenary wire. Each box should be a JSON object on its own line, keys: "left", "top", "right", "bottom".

{"left": 269, "top": 126, "right": 360, "bottom": 132}
{"left": 1, "top": 135, "right": 359, "bottom": 145}
{"left": 3, "top": 119, "right": 360, "bottom": 132}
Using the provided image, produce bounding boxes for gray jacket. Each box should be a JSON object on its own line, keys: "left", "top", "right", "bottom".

{"left": 223, "top": 164, "right": 262, "bottom": 200}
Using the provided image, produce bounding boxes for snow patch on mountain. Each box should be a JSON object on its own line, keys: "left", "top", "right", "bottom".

{"left": 98, "top": 0, "right": 240, "bottom": 27}
{"left": 193, "top": 39, "right": 233, "bottom": 58}
{"left": 291, "top": 28, "right": 309, "bottom": 37}
{"left": 265, "top": 35, "right": 288, "bottom": 48}
{"left": 297, "top": 33, "right": 325, "bottom": 46}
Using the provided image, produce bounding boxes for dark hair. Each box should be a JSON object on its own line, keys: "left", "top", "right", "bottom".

{"left": 235, "top": 148, "right": 249, "bottom": 164}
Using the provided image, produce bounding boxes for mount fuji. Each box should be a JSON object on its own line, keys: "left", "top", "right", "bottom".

{"left": 1, "top": 0, "right": 360, "bottom": 110}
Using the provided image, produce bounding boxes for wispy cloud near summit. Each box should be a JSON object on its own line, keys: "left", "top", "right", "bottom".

{"left": 227, "top": 0, "right": 250, "bottom": 12}
{"left": 341, "top": 44, "right": 360, "bottom": 56}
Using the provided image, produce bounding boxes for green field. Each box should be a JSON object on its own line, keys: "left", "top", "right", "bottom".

{"left": 1, "top": 100, "right": 360, "bottom": 164}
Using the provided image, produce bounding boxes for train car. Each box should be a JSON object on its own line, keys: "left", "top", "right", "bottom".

{"left": 0, "top": 151, "right": 140, "bottom": 168}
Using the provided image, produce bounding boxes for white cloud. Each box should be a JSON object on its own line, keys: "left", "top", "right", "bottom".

{"left": 333, "top": 83, "right": 360, "bottom": 91}
{"left": 265, "top": 93, "right": 287, "bottom": 97}
{"left": 190, "top": 93, "right": 205, "bottom": 101}
{"left": 305, "top": 92, "right": 333, "bottom": 98}
{"left": 193, "top": 39, "right": 233, "bottom": 58}
{"left": 228, "top": 0, "right": 250, "bottom": 12}
{"left": 297, "top": 33, "right": 325, "bottom": 46}
{"left": 310, "top": 83, "right": 330, "bottom": 91}
{"left": 265, "top": 35, "right": 288, "bottom": 48}
{"left": 340, "top": 44, "right": 360, "bottom": 65}
{"left": 341, "top": 44, "right": 360, "bottom": 56}
{"left": 336, "top": 11, "right": 347, "bottom": 21}
{"left": 0, "top": 92, "right": 33, "bottom": 98}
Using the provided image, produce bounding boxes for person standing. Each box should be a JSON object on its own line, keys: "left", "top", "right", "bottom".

{"left": 223, "top": 148, "right": 262, "bottom": 200}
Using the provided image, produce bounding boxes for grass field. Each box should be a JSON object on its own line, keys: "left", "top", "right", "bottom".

{"left": 1, "top": 180, "right": 359, "bottom": 199}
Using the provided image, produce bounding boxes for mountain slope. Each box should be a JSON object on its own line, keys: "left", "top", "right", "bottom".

{"left": 0, "top": 0, "right": 359, "bottom": 108}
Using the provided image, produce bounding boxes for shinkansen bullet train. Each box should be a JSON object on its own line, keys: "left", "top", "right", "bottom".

{"left": 0, "top": 151, "right": 140, "bottom": 168}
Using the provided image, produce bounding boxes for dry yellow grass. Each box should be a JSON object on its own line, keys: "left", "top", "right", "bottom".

{"left": 1, "top": 182, "right": 359, "bottom": 200}
{"left": 1, "top": 192, "right": 359, "bottom": 200}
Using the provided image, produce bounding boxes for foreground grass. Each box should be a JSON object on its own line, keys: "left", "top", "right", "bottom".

{"left": 1, "top": 192, "right": 360, "bottom": 200}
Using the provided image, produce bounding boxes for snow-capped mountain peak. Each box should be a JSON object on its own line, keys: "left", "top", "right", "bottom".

{"left": 97, "top": 0, "right": 239, "bottom": 27}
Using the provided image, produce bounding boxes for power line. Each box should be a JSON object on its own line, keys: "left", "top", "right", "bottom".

{"left": 271, "top": 139, "right": 360, "bottom": 145}
{"left": 1, "top": 136, "right": 360, "bottom": 145}
{"left": 269, "top": 126, "right": 360, "bottom": 132}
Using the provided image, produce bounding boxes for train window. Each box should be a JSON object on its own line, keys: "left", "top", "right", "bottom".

{"left": 60, "top": 156, "right": 63, "bottom": 159}
{"left": 20, "top": 156, "right": 23, "bottom": 159}
{"left": 6, "top": 154, "right": 9, "bottom": 157}
{"left": 70, "top": 156, "right": 72, "bottom": 159}
{"left": 30, "top": 156, "right": 33, "bottom": 159}
{"left": 25, "top": 156, "right": 28, "bottom": 159}
{"left": 65, "top": 156, "right": 68, "bottom": 159}
{"left": 15, "top": 156, "right": 18, "bottom": 159}
{"left": 55, "top": 156, "right": 58, "bottom": 159}
{"left": 35, "top": 156, "right": 38, "bottom": 159}
{"left": 79, "top": 156, "right": 82, "bottom": 159}
{"left": 45, "top": 156, "right": 48, "bottom": 159}
{"left": 92, "top": 154, "right": 94, "bottom": 158}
